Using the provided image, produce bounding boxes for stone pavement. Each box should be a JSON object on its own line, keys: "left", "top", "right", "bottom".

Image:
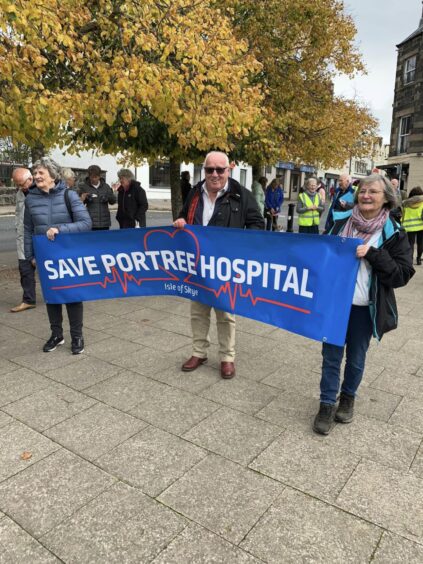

{"left": 0, "top": 265, "right": 423, "bottom": 563}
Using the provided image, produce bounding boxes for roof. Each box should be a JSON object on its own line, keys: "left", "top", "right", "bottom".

{"left": 397, "top": 4, "right": 423, "bottom": 47}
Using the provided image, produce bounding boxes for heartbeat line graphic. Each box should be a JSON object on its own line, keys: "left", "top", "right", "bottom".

{"left": 51, "top": 266, "right": 178, "bottom": 293}
{"left": 183, "top": 276, "right": 311, "bottom": 314}
{"left": 50, "top": 227, "right": 310, "bottom": 315}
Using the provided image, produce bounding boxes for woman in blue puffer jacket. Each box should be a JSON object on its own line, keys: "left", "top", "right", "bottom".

{"left": 24, "top": 157, "right": 92, "bottom": 355}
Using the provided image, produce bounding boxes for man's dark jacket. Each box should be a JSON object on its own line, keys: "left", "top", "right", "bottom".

{"left": 116, "top": 180, "right": 148, "bottom": 227}
{"left": 178, "top": 178, "right": 264, "bottom": 230}
{"left": 329, "top": 216, "right": 414, "bottom": 340}
{"left": 78, "top": 177, "right": 116, "bottom": 229}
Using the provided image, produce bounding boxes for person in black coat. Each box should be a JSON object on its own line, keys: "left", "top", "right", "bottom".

{"left": 313, "top": 174, "right": 415, "bottom": 436}
{"left": 78, "top": 165, "right": 116, "bottom": 230}
{"left": 115, "top": 168, "right": 148, "bottom": 228}
{"left": 180, "top": 170, "right": 192, "bottom": 204}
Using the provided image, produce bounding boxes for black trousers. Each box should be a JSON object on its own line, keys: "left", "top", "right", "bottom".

{"left": 18, "top": 259, "right": 36, "bottom": 305}
{"left": 407, "top": 231, "right": 423, "bottom": 260}
{"left": 46, "top": 302, "right": 83, "bottom": 339}
{"left": 118, "top": 218, "right": 136, "bottom": 229}
{"left": 264, "top": 209, "right": 278, "bottom": 231}
{"left": 299, "top": 225, "right": 320, "bottom": 234}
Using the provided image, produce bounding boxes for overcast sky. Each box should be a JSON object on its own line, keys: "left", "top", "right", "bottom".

{"left": 333, "top": 0, "right": 421, "bottom": 142}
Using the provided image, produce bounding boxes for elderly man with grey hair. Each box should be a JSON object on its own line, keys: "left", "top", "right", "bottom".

{"left": 325, "top": 173, "right": 355, "bottom": 231}
{"left": 115, "top": 168, "right": 148, "bottom": 228}
{"left": 10, "top": 167, "right": 36, "bottom": 313}
{"left": 173, "top": 151, "right": 264, "bottom": 379}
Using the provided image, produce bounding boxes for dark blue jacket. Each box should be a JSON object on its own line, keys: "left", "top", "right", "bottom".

{"left": 265, "top": 187, "right": 284, "bottom": 212}
{"left": 24, "top": 180, "right": 92, "bottom": 259}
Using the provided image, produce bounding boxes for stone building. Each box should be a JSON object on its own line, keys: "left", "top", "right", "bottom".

{"left": 385, "top": 3, "right": 423, "bottom": 193}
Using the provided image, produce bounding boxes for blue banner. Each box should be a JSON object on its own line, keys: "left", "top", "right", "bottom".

{"left": 33, "top": 226, "right": 361, "bottom": 346}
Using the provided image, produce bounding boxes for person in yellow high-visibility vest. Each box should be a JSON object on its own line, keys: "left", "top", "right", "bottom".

{"left": 296, "top": 177, "right": 324, "bottom": 234}
{"left": 401, "top": 186, "right": 423, "bottom": 265}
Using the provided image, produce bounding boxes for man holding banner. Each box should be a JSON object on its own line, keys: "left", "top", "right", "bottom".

{"left": 173, "top": 151, "right": 264, "bottom": 379}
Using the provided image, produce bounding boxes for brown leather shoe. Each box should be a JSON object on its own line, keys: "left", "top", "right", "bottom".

{"left": 220, "top": 361, "right": 236, "bottom": 379}
{"left": 10, "top": 302, "right": 36, "bottom": 313}
{"left": 181, "top": 356, "right": 207, "bottom": 372}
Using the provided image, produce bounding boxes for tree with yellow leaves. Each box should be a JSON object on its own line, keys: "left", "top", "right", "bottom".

{"left": 222, "top": 0, "right": 378, "bottom": 169}
{"left": 0, "top": 0, "right": 263, "bottom": 215}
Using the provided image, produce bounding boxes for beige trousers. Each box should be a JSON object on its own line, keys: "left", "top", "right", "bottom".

{"left": 190, "top": 301, "right": 236, "bottom": 362}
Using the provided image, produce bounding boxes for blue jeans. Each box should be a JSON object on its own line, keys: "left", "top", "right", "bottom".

{"left": 320, "top": 305, "right": 373, "bottom": 404}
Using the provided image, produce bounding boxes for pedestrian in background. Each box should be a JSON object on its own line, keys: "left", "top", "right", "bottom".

{"left": 78, "top": 164, "right": 116, "bottom": 230}
{"left": 313, "top": 174, "right": 414, "bottom": 435}
{"left": 325, "top": 173, "right": 355, "bottom": 231}
{"left": 10, "top": 167, "right": 37, "bottom": 313}
{"left": 296, "top": 177, "right": 324, "bottom": 234}
{"left": 23, "top": 157, "right": 92, "bottom": 355}
{"left": 180, "top": 170, "right": 192, "bottom": 204}
{"left": 62, "top": 168, "right": 77, "bottom": 190}
{"left": 115, "top": 168, "right": 148, "bottom": 228}
{"left": 264, "top": 178, "right": 283, "bottom": 231}
{"left": 252, "top": 176, "right": 267, "bottom": 215}
{"left": 401, "top": 186, "right": 423, "bottom": 265}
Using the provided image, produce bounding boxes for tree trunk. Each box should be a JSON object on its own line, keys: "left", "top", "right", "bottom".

{"left": 169, "top": 157, "right": 182, "bottom": 220}
{"left": 31, "top": 143, "right": 45, "bottom": 164}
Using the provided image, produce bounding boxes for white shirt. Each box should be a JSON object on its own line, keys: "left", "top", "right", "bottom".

{"left": 352, "top": 229, "right": 382, "bottom": 306}
{"left": 201, "top": 182, "right": 229, "bottom": 226}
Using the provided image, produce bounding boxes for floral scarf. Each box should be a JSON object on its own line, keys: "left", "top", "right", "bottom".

{"left": 342, "top": 206, "right": 389, "bottom": 243}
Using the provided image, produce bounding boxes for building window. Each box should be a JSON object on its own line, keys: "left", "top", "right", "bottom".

{"left": 398, "top": 116, "right": 412, "bottom": 153}
{"left": 239, "top": 168, "right": 247, "bottom": 187}
{"left": 354, "top": 160, "right": 367, "bottom": 175}
{"left": 404, "top": 55, "right": 416, "bottom": 84}
{"left": 150, "top": 159, "right": 170, "bottom": 187}
{"left": 265, "top": 165, "right": 273, "bottom": 174}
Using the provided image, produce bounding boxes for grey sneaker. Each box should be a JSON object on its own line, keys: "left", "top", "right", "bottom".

{"left": 335, "top": 392, "right": 355, "bottom": 423}
{"left": 313, "top": 403, "right": 336, "bottom": 435}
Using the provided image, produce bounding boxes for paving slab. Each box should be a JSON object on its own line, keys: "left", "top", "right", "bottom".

{"left": 352, "top": 386, "right": 402, "bottom": 422}
{"left": 41, "top": 482, "right": 187, "bottom": 564}
{"left": 45, "top": 403, "right": 148, "bottom": 461}
{"left": 389, "top": 396, "right": 423, "bottom": 434}
{"left": 158, "top": 454, "right": 283, "bottom": 544}
{"left": 85, "top": 369, "right": 168, "bottom": 411}
{"left": 249, "top": 429, "right": 360, "bottom": 502}
{"left": 110, "top": 346, "right": 178, "bottom": 376}
{"left": 97, "top": 426, "right": 207, "bottom": 497}
{"left": 262, "top": 365, "right": 321, "bottom": 395}
{"left": 0, "top": 449, "right": 115, "bottom": 538}
{"left": 146, "top": 363, "right": 221, "bottom": 394}
{"left": 152, "top": 523, "right": 260, "bottom": 563}
{"left": 0, "top": 421, "right": 59, "bottom": 483}
{"left": 85, "top": 336, "right": 142, "bottom": 361}
{"left": 323, "top": 413, "right": 422, "bottom": 471}
{"left": 336, "top": 459, "right": 423, "bottom": 543}
{"left": 43, "top": 356, "right": 122, "bottom": 390}
{"left": 372, "top": 532, "right": 423, "bottom": 563}
{"left": 130, "top": 386, "right": 219, "bottom": 435}
{"left": 200, "top": 376, "right": 277, "bottom": 415}
{"left": 110, "top": 321, "right": 192, "bottom": 352}
{"left": 0, "top": 357, "right": 19, "bottom": 375}
{"left": 10, "top": 348, "right": 84, "bottom": 373}
{"left": 0, "top": 368, "right": 50, "bottom": 407}
{"left": 0, "top": 516, "right": 60, "bottom": 563}
{"left": 240, "top": 487, "right": 381, "bottom": 563}
{"left": 3, "top": 382, "right": 97, "bottom": 431}
{"left": 228, "top": 352, "right": 289, "bottom": 383}
{"left": 256, "top": 391, "right": 318, "bottom": 434}
{"left": 123, "top": 306, "right": 169, "bottom": 324}
{"left": 411, "top": 442, "right": 423, "bottom": 478}
{"left": 0, "top": 410, "right": 11, "bottom": 429}
{"left": 371, "top": 370, "right": 423, "bottom": 400}
{"left": 366, "top": 349, "right": 423, "bottom": 375}
{"left": 184, "top": 407, "right": 282, "bottom": 465}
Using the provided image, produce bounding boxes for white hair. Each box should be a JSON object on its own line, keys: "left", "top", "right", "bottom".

{"left": 203, "top": 151, "right": 230, "bottom": 167}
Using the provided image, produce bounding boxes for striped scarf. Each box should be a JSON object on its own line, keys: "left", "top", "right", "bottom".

{"left": 342, "top": 206, "right": 389, "bottom": 243}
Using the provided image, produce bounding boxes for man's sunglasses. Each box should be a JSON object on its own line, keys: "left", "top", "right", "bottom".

{"left": 204, "top": 167, "right": 228, "bottom": 175}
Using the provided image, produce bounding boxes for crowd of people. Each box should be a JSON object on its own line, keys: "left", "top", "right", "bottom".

{"left": 9, "top": 154, "right": 419, "bottom": 436}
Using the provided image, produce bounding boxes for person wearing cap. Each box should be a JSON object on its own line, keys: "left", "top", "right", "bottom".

{"left": 78, "top": 165, "right": 116, "bottom": 230}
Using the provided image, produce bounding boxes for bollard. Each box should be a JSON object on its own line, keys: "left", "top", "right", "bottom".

{"left": 286, "top": 203, "right": 295, "bottom": 232}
